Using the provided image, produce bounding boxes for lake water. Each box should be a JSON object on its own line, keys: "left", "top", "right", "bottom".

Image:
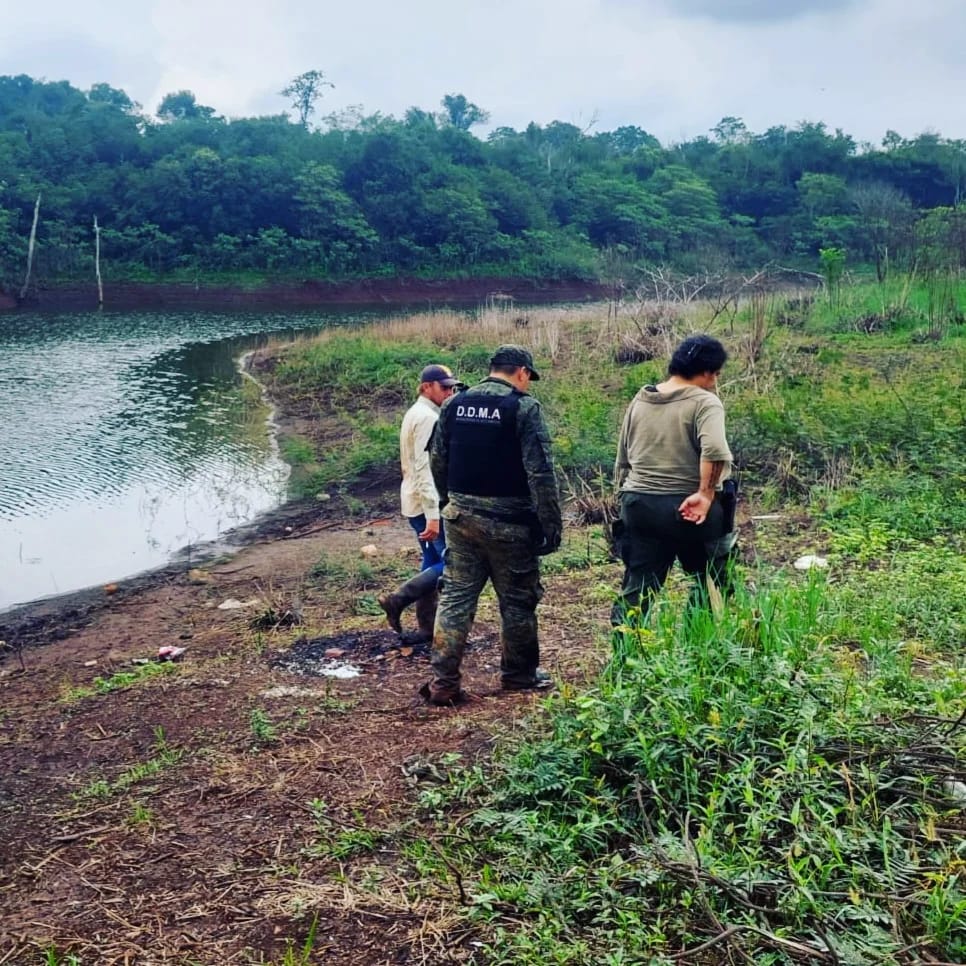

{"left": 0, "top": 308, "right": 386, "bottom": 612}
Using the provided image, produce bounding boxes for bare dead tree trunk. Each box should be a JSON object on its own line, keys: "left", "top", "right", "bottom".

{"left": 93, "top": 215, "right": 104, "bottom": 307}
{"left": 19, "top": 192, "right": 41, "bottom": 300}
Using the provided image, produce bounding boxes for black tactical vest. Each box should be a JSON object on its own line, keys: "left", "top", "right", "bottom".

{"left": 444, "top": 388, "right": 530, "bottom": 498}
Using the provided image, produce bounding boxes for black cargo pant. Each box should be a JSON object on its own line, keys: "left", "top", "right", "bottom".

{"left": 611, "top": 490, "right": 737, "bottom": 625}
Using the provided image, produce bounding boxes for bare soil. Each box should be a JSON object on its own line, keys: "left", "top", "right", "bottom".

{"left": 0, "top": 475, "right": 612, "bottom": 965}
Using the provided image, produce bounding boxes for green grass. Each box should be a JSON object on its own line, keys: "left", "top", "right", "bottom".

{"left": 307, "top": 798, "right": 384, "bottom": 860}
{"left": 273, "top": 334, "right": 481, "bottom": 408}
{"left": 62, "top": 660, "right": 178, "bottom": 702}
{"left": 806, "top": 272, "right": 966, "bottom": 338}
{"left": 404, "top": 574, "right": 965, "bottom": 963}
{"left": 296, "top": 415, "right": 399, "bottom": 496}
{"left": 76, "top": 727, "right": 185, "bottom": 801}
{"left": 43, "top": 949, "right": 82, "bottom": 966}
{"left": 126, "top": 802, "right": 156, "bottom": 827}
{"left": 261, "top": 915, "right": 321, "bottom": 966}
{"left": 249, "top": 707, "right": 278, "bottom": 746}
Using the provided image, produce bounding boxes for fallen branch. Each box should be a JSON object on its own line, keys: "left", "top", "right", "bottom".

{"left": 51, "top": 824, "right": 116, "bottom": 844}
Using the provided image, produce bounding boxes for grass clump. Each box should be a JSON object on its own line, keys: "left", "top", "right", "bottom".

{"left": 263, "top": 915, "right": 321, "bottom": 966}
{"left": 62, "top": 660, "right": 178, "bottom": 702}
{"left": 76, "top": 727, "right": 185, "bottom": 801}
{"left": 43, "top": 949, "right": 81, "bottom": 966}
{"left": 249, "top": 707, "right": 278, "bottom": 747}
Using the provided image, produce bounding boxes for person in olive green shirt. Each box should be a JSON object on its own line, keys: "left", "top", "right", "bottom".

{"left": 421, "top": 345, "right": 562, "bottom": 705}
{"left": 613, "top": 334, "right": 737, "bottom": 624}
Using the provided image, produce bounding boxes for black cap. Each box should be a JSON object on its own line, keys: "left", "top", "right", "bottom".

{"left": 489, "top": 344, "right": 540, "bottom": 380}
{"left": 419, "top": 364, "right": 458, "bottom": 387}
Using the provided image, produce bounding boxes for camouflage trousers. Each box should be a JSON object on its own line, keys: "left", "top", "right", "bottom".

{"left": 431, "top": 506, "right": 544, "bottom": 692}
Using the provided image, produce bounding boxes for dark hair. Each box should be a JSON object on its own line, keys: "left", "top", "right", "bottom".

{"left": 668, "top": 335, "right": 728, "bottom": 379}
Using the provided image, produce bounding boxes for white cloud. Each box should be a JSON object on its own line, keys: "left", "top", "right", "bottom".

{"left": 146, "top": 0, "right": 294, "bottom": 117}
{"left": 0, "top": 0, "right": 963, "bottom": 144}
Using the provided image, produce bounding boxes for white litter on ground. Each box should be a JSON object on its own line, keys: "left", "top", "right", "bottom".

{"left": 793, "top": 554, "right": 829, "bottom": 570}
{"left": 217, "top": 597, "right": 261, "bottom": 610}
{"left": 317, "top": 662, "right": 362, "bottom": 679}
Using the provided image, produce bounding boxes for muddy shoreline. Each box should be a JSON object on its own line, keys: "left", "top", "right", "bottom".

{"left": 0, "top": 474, "right": 400, "bottom": 651}
{"left": 2, "top": 276, "right": 610, "bottom": 312}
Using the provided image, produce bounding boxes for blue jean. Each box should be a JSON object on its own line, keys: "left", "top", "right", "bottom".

{"left": 408, "top": 514, "right": 447, "bottom": 578}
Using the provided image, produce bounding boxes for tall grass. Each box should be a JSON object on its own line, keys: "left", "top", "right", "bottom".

{"left": 268, "top": 281, "right": 965, "bottom": 499}
{"left": 412, "top": 575, "right": 965, "bottom": 963}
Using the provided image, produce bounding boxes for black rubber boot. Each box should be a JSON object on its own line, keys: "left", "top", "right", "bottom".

{"left": 378, "top": 568, "right": 439, "bottom": 634}
{"left": 399, "top": 587, "right": 438, "bottom": 645}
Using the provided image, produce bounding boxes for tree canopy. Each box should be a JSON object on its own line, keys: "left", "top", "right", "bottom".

{"left": 2, "top": 72, "right": 965, "bottom": 287}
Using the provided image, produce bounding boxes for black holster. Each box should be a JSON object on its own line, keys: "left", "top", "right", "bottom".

{"left": 719, "top": 479, "right": 738, "bottom": 533}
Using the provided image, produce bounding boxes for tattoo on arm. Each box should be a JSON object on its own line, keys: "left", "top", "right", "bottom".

{"left": 701, "top": 460, "right": 725, "bottom": 494}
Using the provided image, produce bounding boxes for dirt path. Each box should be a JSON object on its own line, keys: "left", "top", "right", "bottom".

{"left": 0, "top": 490, "right": 613, "bottom": 964}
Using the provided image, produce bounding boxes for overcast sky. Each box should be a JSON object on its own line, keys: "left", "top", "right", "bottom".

{"left": 2, "top": 0, "right": 963, "bottom": 146}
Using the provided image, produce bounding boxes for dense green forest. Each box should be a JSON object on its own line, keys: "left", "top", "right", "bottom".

{"left": 2, "top": 71, "right": 966, "bottom": 289}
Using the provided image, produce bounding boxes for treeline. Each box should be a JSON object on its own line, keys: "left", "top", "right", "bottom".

{"left": 2, "top": 72, "right": 966, "bottom": 288}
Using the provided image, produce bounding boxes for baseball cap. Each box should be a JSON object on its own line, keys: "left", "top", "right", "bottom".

{"left": 419, "top": 363, "right": 458, "bottom": 387}
{"left": 489, "top": 344, "right": 540, "bottom": 380}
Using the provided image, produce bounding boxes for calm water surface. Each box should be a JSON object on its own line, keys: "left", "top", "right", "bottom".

{"left": 0, "top": 308, "right": 383, "bottom": 611}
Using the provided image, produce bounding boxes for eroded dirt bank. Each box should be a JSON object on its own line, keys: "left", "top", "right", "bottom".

{"left": 3, "top": 276, "right": 610, "bottom": 312}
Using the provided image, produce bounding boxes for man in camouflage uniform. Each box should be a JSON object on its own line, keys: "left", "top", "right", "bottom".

{"left": 420, "top": 344, "right": 562, "bottom": 705}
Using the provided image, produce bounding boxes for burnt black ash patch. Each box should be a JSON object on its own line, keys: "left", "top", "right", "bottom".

{"left": 269, "top": 628, "right": 488, "bottom": 677}
{"left": 270, "top": 629, "right": 429, "bottom": 676}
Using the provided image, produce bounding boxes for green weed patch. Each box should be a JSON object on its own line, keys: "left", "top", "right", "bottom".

{"left": 411, "top": 576, "right": 965, "bottom": 962}
{"left": 76, "top": 727, "right": 185, "bottom": 801}
{"left": 62, "top": 660, "right": 178, "bottom": 702}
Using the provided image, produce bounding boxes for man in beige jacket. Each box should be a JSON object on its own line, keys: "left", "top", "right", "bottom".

{"left": 378, "top": 364, "right": 460, "bottom": 644}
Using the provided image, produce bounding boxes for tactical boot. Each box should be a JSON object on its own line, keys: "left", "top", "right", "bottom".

{"left": 399, "top": 587, "right": 438, "bottom": 645}
{"left": 378, "top": 568, "right": 439, "bottom": 634}
{"left": 501, "top": 668, "right": 554, "bottom": 691}
{"left": 418, "top": 680, "right": 467, "bottom": 706}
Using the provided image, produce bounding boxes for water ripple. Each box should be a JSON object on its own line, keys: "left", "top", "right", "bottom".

{"left": 0, "top": 307, "right": 385, "bottom": 610}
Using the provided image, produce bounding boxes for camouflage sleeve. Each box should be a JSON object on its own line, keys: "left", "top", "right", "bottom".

{"left": 429, "top": 401, "right": 450, "bottom": 507}
{"left": 518, "top": 396, "right": 562, "bottom": 543}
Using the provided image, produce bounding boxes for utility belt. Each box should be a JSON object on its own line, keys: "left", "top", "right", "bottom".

{"left": 464, "top": 506, "right": 537, "bottom": 527}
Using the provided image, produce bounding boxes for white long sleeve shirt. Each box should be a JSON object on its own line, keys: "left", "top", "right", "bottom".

{"left": 399, "top": 395, "right": 442, "bottom": 519}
